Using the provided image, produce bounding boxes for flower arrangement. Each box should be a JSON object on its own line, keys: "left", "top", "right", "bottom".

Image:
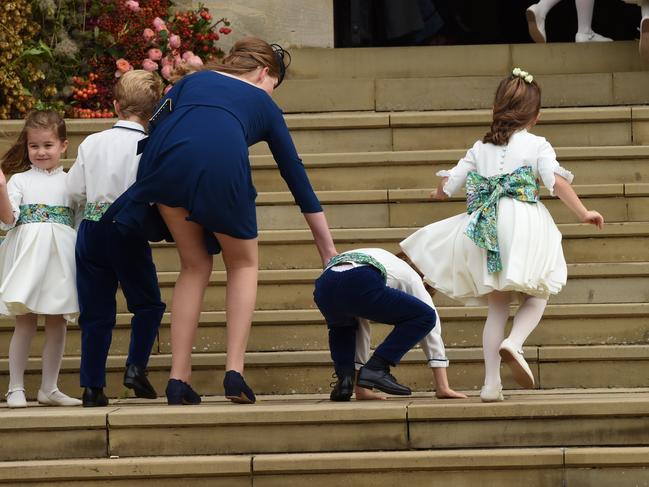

{"left": 1, "top": 0, "right": 231, "bottom": 119}
{"left": 0, "top": 0, "right": 42, "bottom": 119}
{"left": 512, "top": 67, "right": 534, "bottom": 84}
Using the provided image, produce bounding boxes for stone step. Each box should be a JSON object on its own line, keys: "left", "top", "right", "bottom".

{"left": 148, "top": 222, "right": 649, "bottom": 272}
{"left": 3, "top": 344, "right": 649, "bottom": 399}
{"left": 57, "top": 144, "right": 649, "bottom": 189}
{"left": 16, "top": 107, "right": 647, "bottom": 160}
{"left": 238, "top": 185, "right": 642, "bottom": 231}
{"left": 249, "top": 147, "right": 649, "bottom": 191}
{"left": 1, "top": 301, "right": 645, "bottom": 360}
{"left": 145, "top": 262, "right": 649, "bottom": 312}
{"left": 285, "top": 42, "right": 649, "bottom": 79}
{"left": 4, "top": 446, "right": 649, "bottom": 486}
{"left": 2, "top": 390, "right": 649, "bottom": 461}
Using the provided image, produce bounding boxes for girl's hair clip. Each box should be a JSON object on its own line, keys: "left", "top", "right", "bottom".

{"left": 512, "top": 67, "right": 534, "bottom": 84}
{"left": 270, "top": 43, "right": 291, "bottom": 88}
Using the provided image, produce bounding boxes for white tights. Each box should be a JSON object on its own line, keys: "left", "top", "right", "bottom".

{"left": 534, "top": 0, "right": 597, "bottom": 34}
{"left": 8, "top": 314, "right": 67, "bottom": 393}
{"left": 483, "top": 292, "right": 547, "bottom": 386}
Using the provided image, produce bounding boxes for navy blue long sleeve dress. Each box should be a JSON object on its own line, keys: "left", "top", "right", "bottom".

{"left": 104, "top": 70, "right": 322, "bottom": 254}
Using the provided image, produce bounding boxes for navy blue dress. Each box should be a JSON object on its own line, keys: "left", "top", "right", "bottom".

{"left": 104, "top": 70, "right": 322, "bottom": 254}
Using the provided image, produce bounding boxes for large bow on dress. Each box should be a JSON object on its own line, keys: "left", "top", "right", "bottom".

{"left": 464, "top": 165, "right": 540, "bottom": 273}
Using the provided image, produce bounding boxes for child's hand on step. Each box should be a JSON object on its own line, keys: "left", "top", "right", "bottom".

{"left": 581, "top": 210, "right": 604, "bottom": 229}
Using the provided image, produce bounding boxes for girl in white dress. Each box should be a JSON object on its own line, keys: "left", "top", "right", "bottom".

{"left": 0, "top": 110, "right": 81, "bottom": 408}
{"left": 400, "top": 70, "right": 604, "bottom": 402}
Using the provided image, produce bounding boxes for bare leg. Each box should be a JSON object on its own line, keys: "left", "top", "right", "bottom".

{"left": 215, "top": 232, "right": 258, "bottom": 373}
{"left": 8, "top": 314, "right": 38, "bottom": 391}
{"left": 158, "top": 204, "right": 213, "bottom": 383}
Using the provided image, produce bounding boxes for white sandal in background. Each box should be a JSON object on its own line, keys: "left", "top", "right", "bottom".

{"left": 526, "top": 4, "right": 547, "bottom": 43}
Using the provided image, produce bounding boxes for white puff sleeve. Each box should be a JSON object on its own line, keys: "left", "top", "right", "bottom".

{"left": 0, "top": 175, "right": 23, "bottom": 231}
{"left": 437, "top": 140, "right": 480, "bottom": 196}
{"left": 537, "top": 139, "right": 574, "bottom": 196}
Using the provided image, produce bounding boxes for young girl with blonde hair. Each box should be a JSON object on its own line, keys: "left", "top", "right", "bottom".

{"left": 401, "top": 69, "right": 604, "bottom": 402}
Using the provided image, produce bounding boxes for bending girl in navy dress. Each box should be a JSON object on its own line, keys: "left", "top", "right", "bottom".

{"left": 105, "top": 37, "right": 337, "bottom": 404}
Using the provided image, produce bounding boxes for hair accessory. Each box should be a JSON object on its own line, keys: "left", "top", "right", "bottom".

{"left": 270, "top": 43, "right": 291, "bottom": 87}
{"left": 512, "top": 67, "right": 534, "bottom": 83}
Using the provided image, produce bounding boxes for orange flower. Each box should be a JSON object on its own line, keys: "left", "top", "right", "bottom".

{"left": 115, "top": 58, "right": 133, "bottom": 73}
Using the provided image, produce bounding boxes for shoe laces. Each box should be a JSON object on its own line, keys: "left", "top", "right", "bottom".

{"left": 329, "top": 372, "right": 339, "bottom": 388}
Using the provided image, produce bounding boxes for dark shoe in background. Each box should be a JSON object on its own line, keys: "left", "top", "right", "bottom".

{"left": 123, "top": 363, "right": 157, "bottom": 399}
{"left": 330, "top": 372, "right": 354, "bottom": 401}
{"left": 223, "top": 370, "right": 256, "bottom": 404}
{"left": 82, "top": 387, "right": 109, "bottom": 407}
{"left": 165, "top": 379, "right": 202, "bottom": 405}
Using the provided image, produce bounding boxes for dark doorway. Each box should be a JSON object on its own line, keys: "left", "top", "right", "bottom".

{"left": 334, "top": 0, "right": 642, "bottom": 47}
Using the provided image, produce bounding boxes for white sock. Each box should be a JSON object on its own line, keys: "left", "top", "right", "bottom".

{"left": 507, "top": 296, "right": 547, "bottom": 350}
{"left": 483, "top": 292, "right": 510, "bottom": 386}
{"left": 534, "top": 0, "right": 562, "bottom": 17}
{"left": 40, "top": 316, "right": 66, "bottom": 393}
{"left": 8, "top": 315, "right": 38, "bottom": 391}
{"left": 575, "top": 0, "right": 595, "bottom": 34}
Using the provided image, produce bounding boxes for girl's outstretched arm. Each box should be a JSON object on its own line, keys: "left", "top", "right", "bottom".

{"left": 0, "top": 170, "right": 15, "bottom": 225}
{"left": 553, "top": 175, "right": 604, "bottom": 229}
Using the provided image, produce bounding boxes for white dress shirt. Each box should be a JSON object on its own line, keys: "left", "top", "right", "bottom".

{"left": 66, "top": 120, "right": 146, "bottom": 205}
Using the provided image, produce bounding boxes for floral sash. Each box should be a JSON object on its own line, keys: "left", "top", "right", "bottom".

{"left": 325, "top": 252, "right": 388, "bottom": 282}
{"left": 465, "top": 166, "right": 540, "bottom": 273}
{"left": 17, "top": 204, "right": 74, "bottom": 227}
{"left": 83, "top": 202, "right": 112, "bottom": 222}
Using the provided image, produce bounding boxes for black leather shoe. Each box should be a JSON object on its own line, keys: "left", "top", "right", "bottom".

{"left": 123, "top": 364, "right": 157, "bottom": 399}
{"left": 357, "top": 366, "right": 412, "bottom": 396}
{"left": 165, "top": 379, "right": 201, "bottom": 405}
{"left": 330, "top": 372, "right": 354, "bottom": 402}
{"left": 223, "top": 370, "right": 256, "bottom": 404}
{"left": 82, "top": 387, "right": 109, "bottom": 407}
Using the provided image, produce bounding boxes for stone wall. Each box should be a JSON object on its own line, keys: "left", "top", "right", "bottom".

{"left": 192, "top": 0, "right": 334, "bottom": 49}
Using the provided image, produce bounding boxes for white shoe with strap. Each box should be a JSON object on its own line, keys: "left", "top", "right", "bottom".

{"left": 6, "top": 388, "right": 27, "bottom": 408}
{"left": 575, "top": 31, "right": 613, "bottom": 42}
{"left": 499, "top": 338, "right": 535, "bottom": 389}
{"left": 37, "top": 389, "right": 82, "bottom": 407}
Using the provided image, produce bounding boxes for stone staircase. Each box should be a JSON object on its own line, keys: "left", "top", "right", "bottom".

{"left": 0, "top": 41, "right": 648, "bottom": 485}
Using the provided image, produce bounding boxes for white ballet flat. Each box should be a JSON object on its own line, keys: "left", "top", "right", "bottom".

{"left": 640, "top": 17, "right": 649, "bottom": 60}
{"left": 499, "top": 338, "right": 535, "bottom": 389}
{"left": 480, "top": 383, "right": 504, "bottom": 403}
{"left": 575, "top": 31, "right": 613, "bottom": 42}
{"left": 37, "top": 389, "right": 82, "bottom": 407}
{"left": 6, "top": 388, "right": 27, "bottom": 408}
{"left": 526, "top": 4, "right": 547, "bottom": 43}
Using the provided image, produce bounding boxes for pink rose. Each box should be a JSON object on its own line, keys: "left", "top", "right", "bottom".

{"left": 142, "top": 59, "right": 158, "bottom": 71}
{"left": 148, "top": 48, "right": 163, "bottom": 61}
{"left": 187, "top": 55, "right": 203, "bottom": 68}
{"left": 152, "top": 17, "right": 167, "bottom": 31}
{"left": 161, "top": 64, "right": 173, "bottom": 80}
{"left": 143, "top": 28, "right": 155, "bottom": 41}
{"left": 115, "top": 58, "right": 133, "bottom": 73}
{"left": 161, "top": 56, "right": 174, "bottom": 68}
{"left": 181, "top": 50, "right": 194, "bottom": 61}
{"left": 125, "top": 0, "right": 140, "bottom": 12}
{"left": 168, "top": 34, "right": 181, "bottom": 49}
